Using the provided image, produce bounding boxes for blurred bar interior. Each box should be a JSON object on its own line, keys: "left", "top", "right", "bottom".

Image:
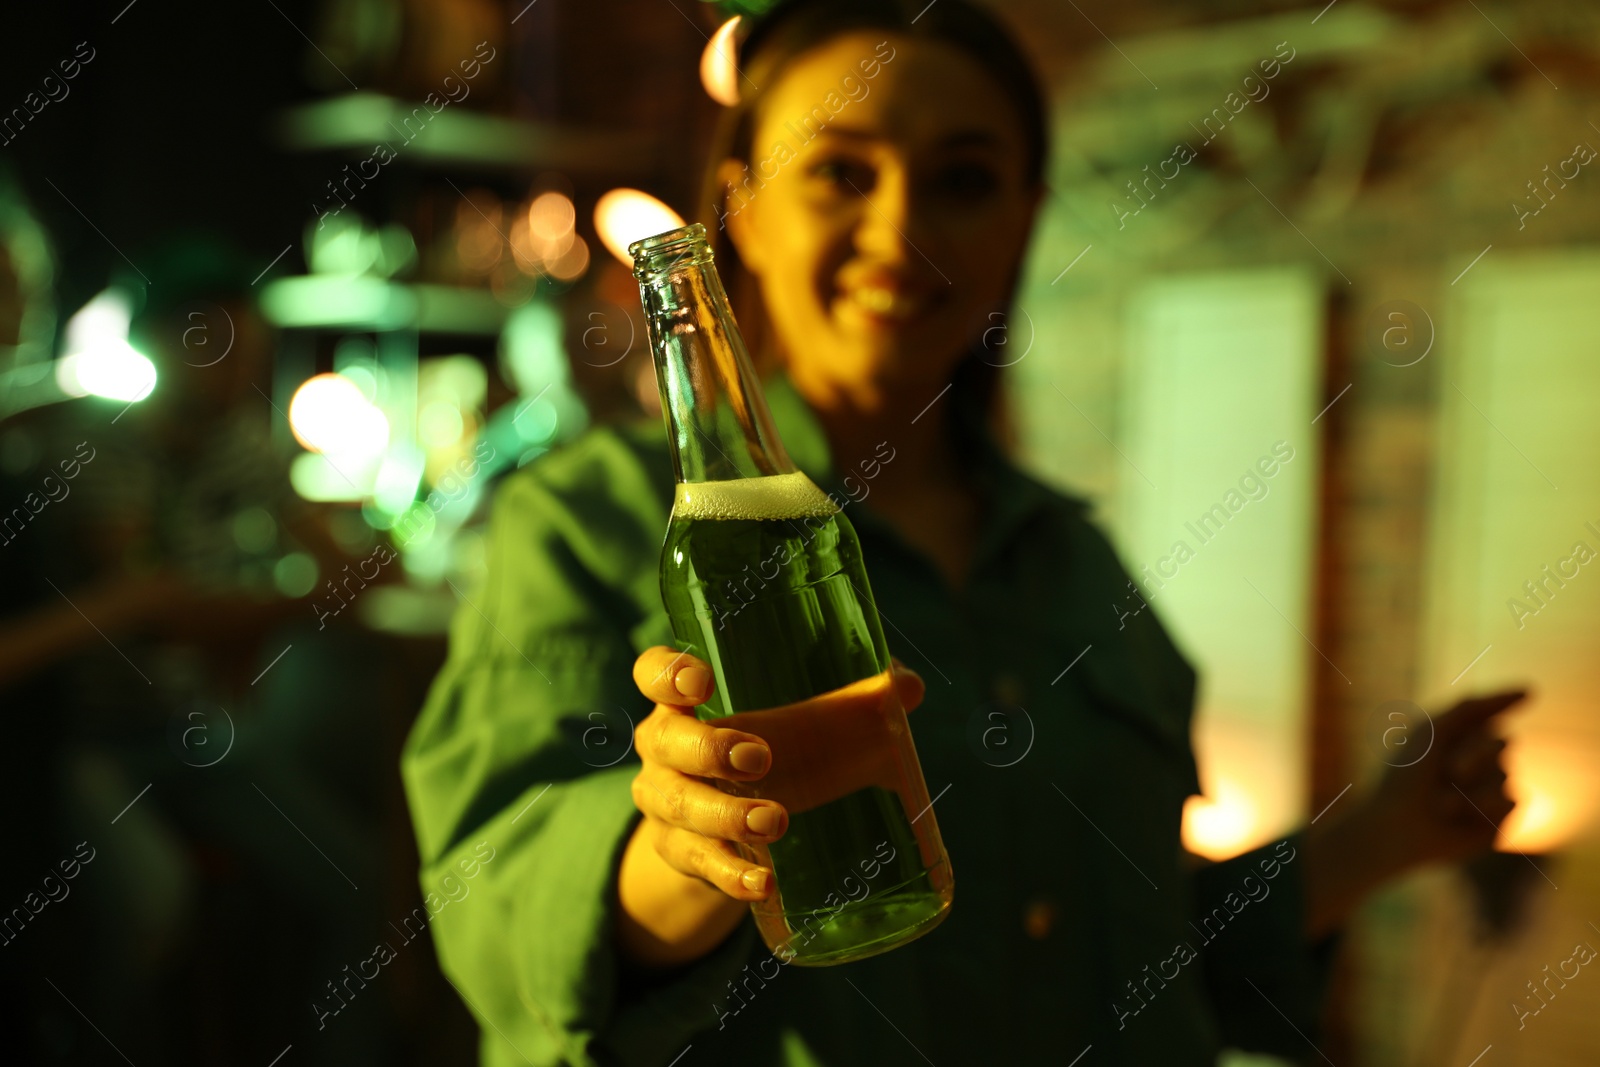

{"left": 1, "top": 0, "right": 1597, "bottom": 1063}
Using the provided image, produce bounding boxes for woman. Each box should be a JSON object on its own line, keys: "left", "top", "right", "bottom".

{"left": 402, "top": 2, "right": 1522, "bottom": 1064}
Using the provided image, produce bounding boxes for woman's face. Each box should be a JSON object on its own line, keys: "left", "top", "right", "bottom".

{"left": 721, "top": 31, "right": 1041, "bottom": 398}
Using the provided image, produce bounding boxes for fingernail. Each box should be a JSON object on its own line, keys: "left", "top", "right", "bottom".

{"left": 741, "top": 868, "right": 771, "bottom": 895}
{"left": 730, "top": 742, "right": 770, "bottom": 775}
{"left": 675, "top": 666, "right": 711, "bottom": 700}
{"left": 746, "top": 806, "right": 783, "bottom": 837}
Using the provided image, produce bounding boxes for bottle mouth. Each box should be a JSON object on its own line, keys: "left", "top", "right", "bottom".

{"left": 629, "top": 223, "right": 711, "bottom": 276}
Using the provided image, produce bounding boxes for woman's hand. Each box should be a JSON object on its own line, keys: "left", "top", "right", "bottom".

{"left": 1303, "top": 687, "right": 1528, "bottom": 939}
{"left": 627, "top": 645, "right": 926, "bottom": 903}
{"left": 615, "top": 645, "right": 925, "bottom": 969}
{"left": 1363, "top": 688, "right": 1527, "bottom": 867}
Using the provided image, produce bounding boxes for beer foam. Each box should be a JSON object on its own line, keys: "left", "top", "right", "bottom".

{"left": 673, "top": 471, "right": 841, "bottom": 521}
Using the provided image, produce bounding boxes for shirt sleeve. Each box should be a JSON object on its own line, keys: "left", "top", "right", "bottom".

{"left": 400, "top": 463, "right": 758, "bottom": 1067}
{"left": 1189, "top": 831, "right": 1341, "bottom": 1057}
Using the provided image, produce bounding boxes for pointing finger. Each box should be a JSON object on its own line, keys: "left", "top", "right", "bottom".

{"left": 1434, "top": 688, "right": 1530, "bottom": 749}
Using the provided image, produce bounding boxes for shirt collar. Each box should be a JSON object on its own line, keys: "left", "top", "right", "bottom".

{"left": 760, "top": 368, "right": 1084, "bottom": 572}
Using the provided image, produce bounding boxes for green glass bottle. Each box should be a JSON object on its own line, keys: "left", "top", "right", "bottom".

{"left": 630, "top": 223, "right": 953, "bottom": 966}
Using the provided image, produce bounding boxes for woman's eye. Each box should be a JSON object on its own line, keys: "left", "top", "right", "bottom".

{"left": 809, "top": 159, "right": 870, "bottom": 190}
{"left": 933, "top": 163, "right": 998, "bottom": 198}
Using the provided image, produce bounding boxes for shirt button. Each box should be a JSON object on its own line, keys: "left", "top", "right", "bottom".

{"left": 991, "top": 672, "right": 1026, "bottom": 707}
{"left": 1023, "top": 895, "right": 1056, "bottom": 940}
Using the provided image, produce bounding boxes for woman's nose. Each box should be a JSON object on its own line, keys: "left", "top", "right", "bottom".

{"left": 851, "top": 166, "right": 923, "bottom": 262}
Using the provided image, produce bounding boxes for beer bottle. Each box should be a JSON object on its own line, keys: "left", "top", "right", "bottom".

{"left": 630, "top": 223, "right": 953, "bottom": 965}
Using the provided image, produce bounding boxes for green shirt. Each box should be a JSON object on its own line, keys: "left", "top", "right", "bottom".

{"left": 401, "top": 371, "right": 1334, "bottom": 1066}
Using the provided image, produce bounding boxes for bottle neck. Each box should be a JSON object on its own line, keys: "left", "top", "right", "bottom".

{"left": 635, "top": 229, "right": 795, "bottom": 485}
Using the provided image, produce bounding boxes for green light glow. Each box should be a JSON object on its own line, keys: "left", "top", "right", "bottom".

{"left": 276, "top": 92, "right": 644, "bottom": 170}
{"left": 56, "top": 343, "right": 158, "bottom": 402}
{"left": 258, "top": 276, "right": 507, "bottom": 334}
{"left": 261, "top": 275, "right": 411, "bottom": 330}
{"left": 373, "top": 442, "right": 426, "bottom": 516}
{"left": 273, "top": 552, "right": 320, "bottom": 597}
{"left": 290, "top": 451, "right": 375, "bottom": 502}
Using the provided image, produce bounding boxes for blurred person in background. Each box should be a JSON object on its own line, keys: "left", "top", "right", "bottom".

{"left": 401, "top": 2, "right": 1526, "bottom": 1064}
{"left": 0, "top": 229, "right": 406, "bottom": 1062}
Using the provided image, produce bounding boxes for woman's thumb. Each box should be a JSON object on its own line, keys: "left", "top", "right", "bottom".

{"left": 890, "top": 657, "right": 926, "bottom": 714}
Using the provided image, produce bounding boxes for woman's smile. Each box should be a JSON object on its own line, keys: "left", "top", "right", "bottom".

{"left": 832, "top": 272, "right": 947, "bottom": 331}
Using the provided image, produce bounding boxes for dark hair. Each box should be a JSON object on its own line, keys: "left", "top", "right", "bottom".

{"left": 696, "top": 0, "right": 1050, "bottom": 458}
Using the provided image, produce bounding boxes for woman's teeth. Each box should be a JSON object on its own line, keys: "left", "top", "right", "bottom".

{"left": 847, "top": 286, "right": 924, "bottom": 320}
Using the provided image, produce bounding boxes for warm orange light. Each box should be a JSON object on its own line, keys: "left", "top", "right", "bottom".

{"left": 1183, "top": 781, "right": 1260, "bottom": 861}
{"left": 508, "top": 217, "right": 542, "bottom": 277}
{"left": 529, "top": 191, "right": 575, "bottom": 247}
{"left": 594, "top": 189, "right": 685, "bottom": 266}
{"left": 1497, "top": 743, "right": 1599, "bottom": 853}
{"left": 547, "top": 234, "right": 590, "bottom": 283}
{"left": 700, "top": 16, "right": 742, "bottom": 107}
{"left": 454, "top": 193, "right": 504, "bottom": 274}
{"left": 505, "top": 192, "right": 578, "bottom": 278}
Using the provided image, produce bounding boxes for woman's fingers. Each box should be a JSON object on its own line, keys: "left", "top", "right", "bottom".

{"left": 649, "top": 822, "right": 773, "bottom": 901}
{"left": 636, "top": 645, "right": 923, "bottom": 716}
{"left": 631, "top": 763, "right": 788, "bottom": 844}
{"left": 891, "top": 658, "right": 926, "bottom": 714}
{"left": 624, "top": 650, "right": 925, "bottom": 903}
{"left": 632, "top": 644, "right": 773, "bottom": 782}
{"left": 637, "top": 645, "right": 922, "bottom": 713}
{"left": 718, "top": 670, "right": 920, "bottom": 816}
{"left": 635, "top": 701, "right": 772, "bottom": 782}
{"left": 633, "top": 645, "right": 715, "bottom": 707}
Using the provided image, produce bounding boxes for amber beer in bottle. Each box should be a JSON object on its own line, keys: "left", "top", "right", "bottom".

{"left": 630, "top": 223, "right": 952, "bottom": 965}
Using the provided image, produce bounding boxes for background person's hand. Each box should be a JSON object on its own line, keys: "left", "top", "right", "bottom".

{"left": 1370, "top": 688, "right": 1528, "bottom": 867}
{"left": 1304, "top": 687, "right": 1529, "bottom": 939}
{"left": 628, "top": 645, "right": 925, "bottom": 902}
